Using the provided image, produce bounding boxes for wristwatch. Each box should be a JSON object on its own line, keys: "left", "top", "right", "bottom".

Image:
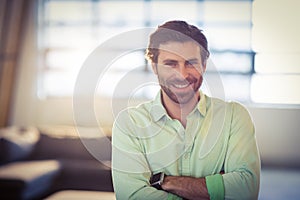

{"left": 150, "top": 172, "right": 165, "bottom": 190}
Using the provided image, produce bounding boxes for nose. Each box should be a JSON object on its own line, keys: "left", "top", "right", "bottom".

{"left": 177, "top": 65, "right": 189, "bottom": 79}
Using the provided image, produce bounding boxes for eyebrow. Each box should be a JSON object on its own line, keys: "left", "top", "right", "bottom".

{"left": 162, "top": 58, "right": 199, "bottom": 63}
{"left": 186, "top": 58, "right": 199, "bottom": 63}
{"left": 162, "top": 59, "right": 178, "bottom": 64}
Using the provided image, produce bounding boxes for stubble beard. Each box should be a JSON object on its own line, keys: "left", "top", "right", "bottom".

{"left": 159, "top": 75, "right": 203, "bottom": 105}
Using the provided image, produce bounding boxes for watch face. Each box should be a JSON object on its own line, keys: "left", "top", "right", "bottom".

{"left": 150, "top": 173, "right": 164, "bottom": 190}
{"left": 151, "top": 173, "right": 162, "bottom": 184}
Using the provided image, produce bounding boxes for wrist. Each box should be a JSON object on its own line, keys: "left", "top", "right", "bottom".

{"left": 161, "top": 175, "right": 177, "bottom": 191}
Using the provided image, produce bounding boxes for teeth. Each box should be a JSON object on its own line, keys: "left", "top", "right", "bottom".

{"left": 174, "top": 83, "right": 189, "bottom": 88}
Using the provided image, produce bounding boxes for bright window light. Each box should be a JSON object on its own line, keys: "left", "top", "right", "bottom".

{"left": 39, "top": 0, "right": 255, "bottom": 104}
{"left": 255, "top": 53, "right": 300, "bottom": 74}
{"left": 251, "top": 74, "right": 300, "bottom": 105}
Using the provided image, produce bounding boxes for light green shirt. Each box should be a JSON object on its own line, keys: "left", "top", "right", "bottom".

{"left": 112, "top": 91, "right": 260, "bottom": 200}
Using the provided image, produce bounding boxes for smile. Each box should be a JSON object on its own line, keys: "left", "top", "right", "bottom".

{"left": 173, "top": 82, "right": 190, "bottom": 89}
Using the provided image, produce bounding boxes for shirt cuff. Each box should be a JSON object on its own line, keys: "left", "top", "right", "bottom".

{"left": 205, "top": 174, "right": 224, "bottom": 200}
{"left": 167, "top": 193, "right": 182, "bottom": 200}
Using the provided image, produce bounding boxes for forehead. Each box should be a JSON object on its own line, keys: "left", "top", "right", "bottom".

{"left": 157, "top": 41, "right": 201, "bottom": 61}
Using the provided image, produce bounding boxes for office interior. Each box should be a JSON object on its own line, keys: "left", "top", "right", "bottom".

{"left": 0, "top": 0, "right": 300, "bottom": 199}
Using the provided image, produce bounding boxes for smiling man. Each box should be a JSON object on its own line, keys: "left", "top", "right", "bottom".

{"left": 153, "top": 41, "right": 205, "bottom": 128}
{"left": 112, "top": 20, "right": 260, "bottom": 200}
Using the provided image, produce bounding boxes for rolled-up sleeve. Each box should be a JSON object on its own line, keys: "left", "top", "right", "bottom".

{"left": 206, "top": 174, "right": 225, "bottom": 200}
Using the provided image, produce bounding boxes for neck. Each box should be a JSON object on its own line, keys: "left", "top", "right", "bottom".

{"left": 161, "top": 92, "right": 199, "bottom": 128}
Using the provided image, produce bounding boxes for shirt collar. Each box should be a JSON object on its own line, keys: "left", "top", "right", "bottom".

{"left": 150, "top": 91, "right": 167, "bottom": 122}
{"left": 196, "top": 90, "right": 207, "bottom": 117}
{"left": 150, "top": 90, "right": 207, "bottom": 122}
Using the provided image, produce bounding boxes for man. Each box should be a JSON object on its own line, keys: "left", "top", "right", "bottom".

{"left": 112, "top": 20, "right": 260, "bottom": 200}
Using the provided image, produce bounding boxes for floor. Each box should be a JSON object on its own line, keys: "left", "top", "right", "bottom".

{"left": 259, "top": 168, "right": 300, "bottom": 200}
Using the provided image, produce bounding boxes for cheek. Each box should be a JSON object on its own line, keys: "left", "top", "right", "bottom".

{"left": 191, "top": 66, "right": 204, "bottom": 75}
{"left": 157, "top": 67, "right": 174, "bottom": 78}
{"left": 185, "top": 70, "right": 201, "bottom": 81}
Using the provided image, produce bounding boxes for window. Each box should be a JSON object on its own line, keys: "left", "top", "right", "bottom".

{"left": 39, "top": 0, "right": 270, "bottom": 104}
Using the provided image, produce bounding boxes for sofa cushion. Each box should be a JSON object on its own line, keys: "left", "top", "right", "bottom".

{"left": 53, "top": 159, "right": 113, "bottom": 192}
{"left": 32, "top": 126, "right": 112, "bottom": 162}
{"left": 0, "top": 126, "right": 40, "bottom": 164}
{"left": 0, "top": 160, "right": 61, "bottom": 199}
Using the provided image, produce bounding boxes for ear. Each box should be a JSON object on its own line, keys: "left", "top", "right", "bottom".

{"left": 152, "top": 63, "right": 158, "bottom": 75}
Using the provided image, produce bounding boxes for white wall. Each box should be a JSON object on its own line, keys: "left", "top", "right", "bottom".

{"left": 10, "top": 0, "right": 300, "bottom": 167}
{"left": 250, "top": 0, "right": 300, "bottom": 167}
{"left": 252, "top": 0, "right": 300, "bottom": 53}
{"left": 249, "top": 106, "right": 300, "bottom": 167}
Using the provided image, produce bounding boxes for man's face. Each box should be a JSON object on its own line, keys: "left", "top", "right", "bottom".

{"left": 152, "top": 41, "right": 206, "bottom": 105}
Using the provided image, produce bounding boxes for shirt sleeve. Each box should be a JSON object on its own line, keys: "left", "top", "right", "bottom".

{"left": 222, "top": 102, "right": 261, "bottom": 199}
{"left": 206, "top": 174, "right": 224, "bottom": 200}
{"left": 111, "top": 110, "right": 182, "bottom": 200}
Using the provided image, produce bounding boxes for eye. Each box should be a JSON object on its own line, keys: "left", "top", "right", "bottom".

{"left": 164, "top": 62, "right": 177, "bottom": 67}
{"left": 185, "top": 61, "right": 198, "bottom": 68}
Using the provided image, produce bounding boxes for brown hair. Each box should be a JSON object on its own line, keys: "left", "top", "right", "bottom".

{"left": 146, "top": 20, "right": 210, "bottom": 65}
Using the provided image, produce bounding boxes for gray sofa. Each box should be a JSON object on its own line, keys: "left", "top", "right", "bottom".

{"left": 0, "top": 126, "right": 113, "bottom": 199}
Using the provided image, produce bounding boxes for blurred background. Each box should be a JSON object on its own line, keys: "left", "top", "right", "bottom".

{"left": 0, "top": 0, "right": 300, "bottom": 199}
